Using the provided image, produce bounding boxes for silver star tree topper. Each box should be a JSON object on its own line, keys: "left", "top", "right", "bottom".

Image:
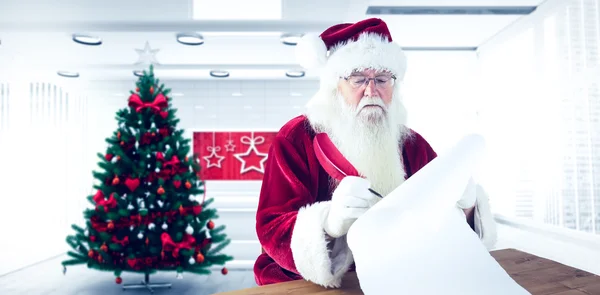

{"left": 134, "top": 41, "right": 160, "bottom": 65}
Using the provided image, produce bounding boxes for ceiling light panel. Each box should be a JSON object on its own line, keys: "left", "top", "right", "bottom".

{"left": 72, "top": 34, "right": 102, "bottom": 46}
{"left": 176, "top": 33, "right": 204, "bottom": 45}
{"left": 193, "top": 0, "right": 282, "bottom": 20}
{"left": 57, "top": 71, "right": 80, "bottom": 78}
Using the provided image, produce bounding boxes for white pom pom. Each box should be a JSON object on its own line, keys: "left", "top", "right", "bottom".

{"left": 295, "top": 33, "right": 328, "bottom": 70}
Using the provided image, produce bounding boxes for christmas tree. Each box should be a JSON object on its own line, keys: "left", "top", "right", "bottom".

{"left": 62, "top": 65, "right": 233, "bottom": 287}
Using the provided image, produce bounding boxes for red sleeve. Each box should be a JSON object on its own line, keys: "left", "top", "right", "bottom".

{"left": 255, "top": 135, "right": 316, "bottom": 273}
{"left": 255, "top": 132, "right": 354, "bottom": 288}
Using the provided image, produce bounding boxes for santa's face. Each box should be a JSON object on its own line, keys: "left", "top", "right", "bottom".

{"left": 337, "top": 68, "right": 396, "bottom": 126}
{"left": 305, "top": 68, "right": 408, "bottom": 196}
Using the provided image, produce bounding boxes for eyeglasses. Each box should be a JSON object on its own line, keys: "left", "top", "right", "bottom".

{"left": 343, "top": 75, "right": 396, "bottom": 89}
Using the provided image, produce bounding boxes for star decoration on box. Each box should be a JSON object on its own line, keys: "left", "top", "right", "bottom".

{"left": 203, "top": 146, "right": 225, "bottom": 168}
{"left": 233, "top": 133, "right": 268, "bottom": 174}
{"left": 224, "top": 140, "right": 236, "bottom": 152}
{"left": 134, "top": 41, "right": 160, "bottom": 65}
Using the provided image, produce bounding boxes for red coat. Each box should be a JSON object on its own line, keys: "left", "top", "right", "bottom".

{"left": 253, "top": 115, "right": 438, "bottom": 287}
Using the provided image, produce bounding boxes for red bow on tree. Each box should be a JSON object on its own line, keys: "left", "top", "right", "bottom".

{"left": 128, "top": 93, "right": 168, "bottom": 113}
{"left": 161, "top": 233, "right": 196, "bottom": 258}
{"left": 156, "top": 153, "right": 181, "bottom": 176}
{"left": 93, "top": 190, "right": 117, "bottom": 212}
{"left": 112, "top": 236, "right": 129, "bottom": 246}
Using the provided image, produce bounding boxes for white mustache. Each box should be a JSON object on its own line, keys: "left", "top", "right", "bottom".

{"left": 356, "top": 97, "right": 386, "bottom": 111}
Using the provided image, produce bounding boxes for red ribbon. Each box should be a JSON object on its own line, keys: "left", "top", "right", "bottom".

{"left": 111, "top": 236, "right": 129, "bottom": 246}
{"left": 161, "top": 233, "right": 196, "bottom": 258}
{"left": 128, "top": 93, "right": 168, "bottom": 113}
{"left": 93, "top": 191, "right": 117, "bottom": 212}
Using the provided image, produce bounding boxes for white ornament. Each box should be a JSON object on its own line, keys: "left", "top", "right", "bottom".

{"left": 122, "top": 193, "right": 127, "bottom": 199}
{"left": 138, "top": 232, "right": 144, "bottom": 239}
{"left": 224, "top": 140, "right": 236, "bottom": 152}
{"left": 185, "top": 224, "right": 194, "bottom": 235}
{"left": 145, "top": 191, "right": 151, "bottom": 197}
{"left": 84, "top": 230, "right": 89, "bottom": 236}
{"left": 151, "top": 122, "right": 156, "bottom": 129}
{"left": 127, "top": 204, "right": 134, "bottom": 210}
{"left": 147, "top": 154, "right": 151, "bottom": 159}
{"left": 203, "top": 146, "right": 225, "bottom": 168}
{"left": 148, "top": 223, "right": 156, "bottom": 230}
{"left": 155, "top": 168, "right": 160, "bottom": 173}
{"left": 157, "top": 200, "right": 164, "bottom": 208}
{"left": 135, "top": 141, "right": 139, "bottom": 149}
{"left": 138, "top": 120, "right": 142, "bottom": 125}
{"left": 134, "top": 41, "right": 160, "bottom": 66}
{"left": 111, "top": 157, "right": 118, "bottom": 163}
{"left": 189, "top": 257, "right": 195, "bottom": 265}
{"left": 149, "top": 204, "right": 154, "bottom": 209}
{"left": 130, "top": 225, "right": 134, "bottom": 231}
{"left": 233, "top": 132, "right": 269, "bottom": 174}
{"left": 162, "top": 223, "right": 168, "bottom": 230}
{"left": 140, "top": 201, "right": 145, "bottom": 208}
{"left": 147, "top": 164, "right": 151, "bottom": 168}
{"left": 188, "top": 195, "right": 196, "bottom": 202}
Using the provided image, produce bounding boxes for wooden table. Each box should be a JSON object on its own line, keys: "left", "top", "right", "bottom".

{"left": 215, "top": 249, "right": 600, "bottom": 295}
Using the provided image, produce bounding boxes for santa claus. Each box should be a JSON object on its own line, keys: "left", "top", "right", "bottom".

{"left": 253, "top": 18, "right": 497, "bottom": 288}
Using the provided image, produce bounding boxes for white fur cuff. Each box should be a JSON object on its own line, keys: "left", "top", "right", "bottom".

{"left": 290, "top": 201, "right": 354, "bottom": 288}
{"left": 473, "top": 184, "right": 497, "bottom": 250}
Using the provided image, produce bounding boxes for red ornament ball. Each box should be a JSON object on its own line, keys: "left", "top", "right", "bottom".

{"left": 207, "top": 220, "right": 215, "bottom": 230}
{"left": 90, "top": 236, "right": 97, "bottom": 242}
{"left": 196, "top": 253, "right": 205, "bottom": 263}
{"left": 157, "top": 186, "right": 165, "bottom": 195}
{"left": 221, "top": 267, "right": 228, "bottom": 275}
{"left": 105, "top": 154, "right": 113, "bottom": 161}
{"left": 112, "top": 176, "right": 120, "bottom": 185}
{"left": 185, "top": 180, "right": 192, "bottom": 189}
{"left": 116, "top": 277, "right": 122, "bottom": 284}
{"left": 150, "top": 86, "right": 154, "bottom": 94}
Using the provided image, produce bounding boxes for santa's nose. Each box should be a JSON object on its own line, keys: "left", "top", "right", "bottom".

{"left": 363, "top": 80, "right": 377, "bottom": 96}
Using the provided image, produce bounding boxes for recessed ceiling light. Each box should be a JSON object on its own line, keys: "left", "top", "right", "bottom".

{"left": 72, "top": 34, "right": 102, "bottom": 46}
{"left": 176, "top": 33, "right": 204, "bottom": 46}
{"left": 285, "top": 70, "right": 305, "bottom": 78}
{"left": 210, "top": 70, "right": 229, "bottom": 78}
{"left": 57, "top": 71, "right": 79, "bottom": 78}
{"left": 281, "top": 33, "right": 303, "bottom": 46}
{"left": 133, "top": 70, "right": 144, "bottom": 77}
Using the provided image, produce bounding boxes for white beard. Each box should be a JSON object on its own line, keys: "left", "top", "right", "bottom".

{"left": 305, "top": 89, "right": 409, "bottom": 196}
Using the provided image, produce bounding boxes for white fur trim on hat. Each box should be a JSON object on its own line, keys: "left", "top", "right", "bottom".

{"left": 295, "top": 33, "right": 328, "bottom": 70}
{"left": 320, "top": 32, "right": 407, "bottom": 89}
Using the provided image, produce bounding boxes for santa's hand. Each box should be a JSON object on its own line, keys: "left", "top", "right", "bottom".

{"left": 456, "top": 177, "right": 477, "bottom": 209}
{"left": 324, "top": 176, "right": 379, "bottom": 238}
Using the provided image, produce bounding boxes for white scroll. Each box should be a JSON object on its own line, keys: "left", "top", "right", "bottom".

{"left": 347, "top": 134, "right": 530, "bottom": 295}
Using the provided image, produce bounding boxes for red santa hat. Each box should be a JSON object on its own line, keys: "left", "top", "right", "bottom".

{"left": 295, "top": 18, "right": 407, "bottom": 88}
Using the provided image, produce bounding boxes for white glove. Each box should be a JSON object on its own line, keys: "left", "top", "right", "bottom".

{"left": 324, "top": 176, "right": 380, "bottom": 238}
{"left": 457, "top": 177, "right": 477, "bottom": 209}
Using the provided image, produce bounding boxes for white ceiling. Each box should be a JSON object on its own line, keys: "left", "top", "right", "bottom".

{"left": 0, "top": 0, "right": 546, "bottom": 82}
